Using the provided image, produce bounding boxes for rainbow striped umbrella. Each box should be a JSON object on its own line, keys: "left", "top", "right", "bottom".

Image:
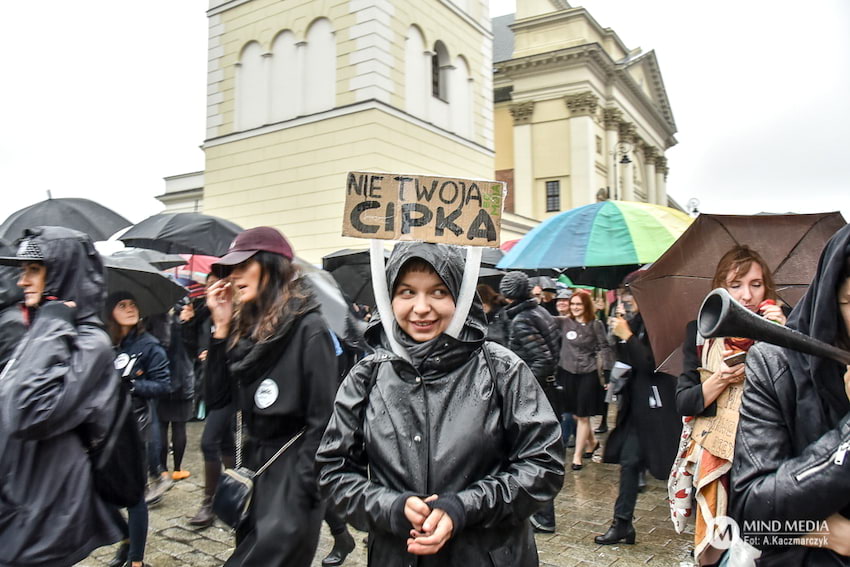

{"left": 497, "top": 200, "right": 692, "bottom": 289}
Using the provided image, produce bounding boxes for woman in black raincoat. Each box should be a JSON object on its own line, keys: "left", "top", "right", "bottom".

{"left": 104, "top": 291, "right": 172, "bottom": 567}
{"left": 732, "top": 223, "right": 850, "bottom": 565}
{"left": 0, "top": 226, "right": 124, "bottom": 567}
{"left": 205, "top": 226, "right": 337, "bottom": 566}
{"left": 317, "top": 241, "right": 565, "bottom": 566}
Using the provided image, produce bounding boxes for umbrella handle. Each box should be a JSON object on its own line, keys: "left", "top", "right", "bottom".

{"left": 370, "top": 239, "right": 410, "bottom": 362}
{"left": 445, "top": 246, "right": 482, "bottom": 339}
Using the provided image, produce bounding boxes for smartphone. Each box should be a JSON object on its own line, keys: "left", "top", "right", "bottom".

{"left": 723, "top": 351, "right": 747, "bottom": 367}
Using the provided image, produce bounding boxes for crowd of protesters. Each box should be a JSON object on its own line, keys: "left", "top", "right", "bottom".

{"left": 1, "top": 222, "right": 850, "bottom": 567}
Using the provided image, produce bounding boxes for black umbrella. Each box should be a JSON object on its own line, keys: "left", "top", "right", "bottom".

{"left": 294, "top": 257, "right": 366, "bottom": 343}
{"left": 111, "top": 247, "right": 186, "bottom": 270}
{"left": 102, "top": 254, "right": 187, "bottom": 317}
{"left": 119, "top": 213, "right": 242, "bottom": 257}
{"left": 0, "top": 198, "right": 131, "bottom": 242}
{"left": 322, "top": 248, "right": 389, "bottom": 308}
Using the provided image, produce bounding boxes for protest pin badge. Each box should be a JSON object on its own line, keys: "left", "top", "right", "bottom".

{"left": 342, "top": 172, "right": 506, "bottom": 247}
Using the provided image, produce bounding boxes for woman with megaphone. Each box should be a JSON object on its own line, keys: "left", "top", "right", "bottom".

{"left": 731, "top": 224, "right": 850, "bottom": 565}
{"left": 668, "top": 245, "right": 786, "bottom": 565}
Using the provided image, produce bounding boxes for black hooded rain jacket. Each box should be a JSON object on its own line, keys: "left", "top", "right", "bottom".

{"left": 317, "top": 242, "right": 565, "bottom": 567}
{"left": 0, "top": 226, "right": 124, "bottom": 567}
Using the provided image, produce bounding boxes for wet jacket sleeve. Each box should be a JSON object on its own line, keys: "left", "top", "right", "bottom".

{"left": 129, "top": 340, "right": 171, "bottom": 399}
{"left": 0, "top": 308, "right": 25, "bottom": 369}
{"left": 731, "top": 344, "right": 850, "bottom": 538}
{"left": 295, "top": 321, "right": 336, "bottom": 502}
{"left": 0, "top": 302, "right": 114, "bottom": 440}
{"left": 204, "top": 337, "right": 232, "bottom": 410}
{"left": 511, "top": 311, "right": 558, "bottom": 379}
{"left": 456, "top": 353, "right": 565, "bottom": 528}
{"left": 675, "top": 321, "right": 715, "bottom": 417}
{"left": 317, "top": 358, "right": 412, "bottom": 535}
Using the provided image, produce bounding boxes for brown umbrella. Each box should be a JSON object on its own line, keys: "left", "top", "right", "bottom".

{"left": 629, "top": 212, "right": 846, "bottom": 376}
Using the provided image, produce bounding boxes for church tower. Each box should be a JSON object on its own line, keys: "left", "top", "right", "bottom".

{"left": 201, "top": 0, "right": 494, "bottom": 262}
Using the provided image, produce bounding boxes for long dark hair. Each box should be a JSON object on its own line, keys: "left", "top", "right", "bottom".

{"left": 838, "top": 255, "right": 850, "bottom": 352}
{"left": 229, "top": 251, "right": 304, "bottom": 347}
{"left": 105, "top": 309, "right": 144, "bottom": 346}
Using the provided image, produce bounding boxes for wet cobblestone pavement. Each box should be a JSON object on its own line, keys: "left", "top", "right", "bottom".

{"left": 77, "top": 418, "right": 694, "bottom": 566}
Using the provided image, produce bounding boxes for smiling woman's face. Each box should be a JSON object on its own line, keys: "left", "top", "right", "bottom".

{"left": 839, "top": 277, "right": 850, "bottom": 341}
{"left": 392, "top": 268, "right": 456, "bottom": 342}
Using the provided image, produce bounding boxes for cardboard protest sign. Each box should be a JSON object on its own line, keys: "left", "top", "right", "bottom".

{"left": 691, "top": 368, "right": 742, "bottom": 461}
{"left": 342, "top": 172, "right": 505, "bottom": 247}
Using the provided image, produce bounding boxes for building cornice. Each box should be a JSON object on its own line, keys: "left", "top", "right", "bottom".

{"left": 494, "top": 43, "right": 676, "bottom": 143}
{"left": 203, "top": 99, "right": 495, "bottom": 156}
{"left": 437, "top": 0, "right": 493, "bottom": 38}
{"left": 511, "top": 7, "right": 630, "bottom": 58}
{"left": 207, "top": 0, "right": 252, "bottom": 17}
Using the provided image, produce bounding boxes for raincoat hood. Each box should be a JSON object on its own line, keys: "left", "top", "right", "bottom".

{"left": 17, "top": 226, "right": 106, "bottom": 321}
{"left": 786, "top": 222, "right": 850, "bottom": 427}
{"left": 365, "top": 242, "right": 486, "bottom": 367}
{"left": 0, "top": 240, "right": 23, "bottom": 310}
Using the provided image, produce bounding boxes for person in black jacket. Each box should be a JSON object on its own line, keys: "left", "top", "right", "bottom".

{"left": 732, "top": 224, "right": 850, "bottom": 565}
{"left": 498, "top": 270, "right": 562, "bottom": 533}
{"left": 0, "top": 226, "right": 125, "bottom": 567}
{"left": 597, "top": 288, "right": 681, "bottom": 545}
{"left": 184, "top": 273, "right": 237, "bottom": 529}
{"left": 317, "top": 242, "right": 564, "bottom": 566}
{"left": 205, "top": 226, "right": 337, "bottom": 567}
{"left": 105, "top": 291, "right": 172, "bottom": 567}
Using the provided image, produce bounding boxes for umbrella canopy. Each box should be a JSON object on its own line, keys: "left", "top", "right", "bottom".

{"left": 102, "top": 254, "right": 188, "bottom": 317}
{"left": 110, "top": 247, "right": 186, "bottom": 270}
{"left": 0, "top": 198, "right": 131, "bottom": 242}
{"left": 322, "top": 248, "right": 389, "bottom": 308}
{"left": 497, "top": 200, "right": 692, "bottom": 289}
{"left": 629, "top": 212, "right": 847, "bottom": 375}
{"left": 119, "top": 213, "right": 242, "bottom": 257}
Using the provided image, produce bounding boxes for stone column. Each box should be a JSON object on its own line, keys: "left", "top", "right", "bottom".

{"left": 643, "top": 144, "right": 658, "bottom": 204}
{"left": 618, "top": 122, "right": 637, "bottom": 201}
{"left": 603, "top": 108, "right": 622, "bottom": 196}
{"left": 565, "top": 91, "right": 600, "bottom": 206}
{"left": 655, "top": 155, "right": 668, "bottom": 207}
{"left": 509, "top": 101, "right": 535, "bottom": 217}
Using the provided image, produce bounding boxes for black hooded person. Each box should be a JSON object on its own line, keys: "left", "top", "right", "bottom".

{"left": 0, "top": 226, "right": 125, "bottom": 567}
{"left": 0, "top": 240, "right": 25, "bottom": 366}
{"left": 204, "top": 226, "right": 337, "bottom": 567}
{"left": 731, "top": 223, "right": 850, "bottom": 565}
{"left": 317, "top": 241, "right": 565, "bottom": 566}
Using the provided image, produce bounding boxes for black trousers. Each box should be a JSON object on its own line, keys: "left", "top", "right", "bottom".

{"left": 613, "top": 424, "right": 644, "bottom": 522}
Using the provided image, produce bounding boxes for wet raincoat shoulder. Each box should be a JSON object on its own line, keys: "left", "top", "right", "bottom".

{"left": 0, "top": 226, "right": 124, "bottom": 567}
{"left": 504, "top": 298, "right": 561, "bottom": 379}
{"left": 317, "top": 242, "right": 565, "bottom": 566}
{"left": 0, "top": 265, "right": 24, "bottom": 367}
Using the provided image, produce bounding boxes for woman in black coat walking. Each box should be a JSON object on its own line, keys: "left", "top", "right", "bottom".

{"left": 205, "top": 226, "right": 337, "bottom": 566}
{"left": 597, "top": 287, "right": 681, "bottom": 545}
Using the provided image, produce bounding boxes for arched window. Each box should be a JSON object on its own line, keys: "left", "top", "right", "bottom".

{"left": 270, "top": 30, "right": 300, "bottom": 122}
{"left": 450, "top": 55, "right": 472, "bottom": 137}
{"left": 236, "top": 41, "right": 268, "bottom": 130}
{"left": 432, "top": 41, "right": 449, "bottom": 101}
{"left": 303, "top": 18, "right": 336, "bottom": 115}
{"left": 405, "top": 25, "right": 427, "bottom": 117}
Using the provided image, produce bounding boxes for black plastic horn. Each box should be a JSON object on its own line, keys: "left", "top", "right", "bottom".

{"left": 698, "top": 288, "right": 850, "bottom": 365}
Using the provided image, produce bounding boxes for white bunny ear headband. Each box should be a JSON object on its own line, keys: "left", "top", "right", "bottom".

{"left": 370, "top": 239, "right": 482, "bottom": 362}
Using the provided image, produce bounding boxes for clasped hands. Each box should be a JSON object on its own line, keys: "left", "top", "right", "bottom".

{"left": 404, "top": 495, "right": 454, "bottom": 555}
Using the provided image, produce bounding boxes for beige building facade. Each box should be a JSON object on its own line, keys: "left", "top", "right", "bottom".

{"left": 199, "top": 0, "right": 496, "bottom": 264}
{"left": 493, "top": 0, "right": 677, "bottom": 221}
{"left": 160, "top": 1, "right": 678, "bottom": 261}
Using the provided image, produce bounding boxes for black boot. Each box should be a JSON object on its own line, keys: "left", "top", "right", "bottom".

{"left": 188, "top": 460, "right": 221, "bottom": 528}
{"left": 107, "top": 541, "right": 129, "bottom": 567}
{"left": 321, "top": 529, "right": 356, "bottom": 566}
{"left": 594, "top": 518, "right": 636, "bottom": 545}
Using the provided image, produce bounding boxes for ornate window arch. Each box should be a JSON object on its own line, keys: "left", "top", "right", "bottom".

{"left": 431, "top": 40, "right": 449, "bottom": 101}
{"left": 270, "top": 30, "right": 299, "bottom": 122}
{"left": 404, "top": 25, "right": 427, "bottom": 117}
{"left": 303, "top": 18, "right": 336, "bottom": 115}
{"left": 450, "top": 55, "right": 472, "bottom": 137}
{"left": 236, "top": 41, "right": 267, "bottom": 130}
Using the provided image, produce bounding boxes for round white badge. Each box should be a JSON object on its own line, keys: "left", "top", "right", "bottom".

{"left": 254, "top": 378, "right": 279, "bottom": 409}
{"left": 566, "top": 330, "right": 578, "bottom": 340}
{"left": 114, "top": 353, "right": 130, "bottom": 370}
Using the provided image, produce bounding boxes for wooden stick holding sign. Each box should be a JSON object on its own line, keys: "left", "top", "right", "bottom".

{"left": 342, "top": 172, "right": 506, "bottom": 359}
{"left": 343, "top": 172, "right": 504, "bottom": 247}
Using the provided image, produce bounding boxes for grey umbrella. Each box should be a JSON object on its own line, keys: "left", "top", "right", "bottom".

{"left": 102, "top": 254, "right": 187, "bottom": 317}
{"left": 111, "top": 247, "right": 186, "bottom": 270}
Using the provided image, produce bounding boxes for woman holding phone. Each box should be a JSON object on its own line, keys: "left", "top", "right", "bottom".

{"left": 669, "top": 245, "right": 786, "bottom": 565}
